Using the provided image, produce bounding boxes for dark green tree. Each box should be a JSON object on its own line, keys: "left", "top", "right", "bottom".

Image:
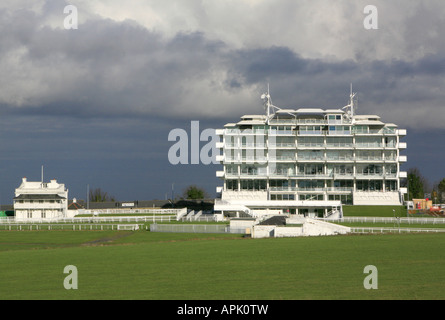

{"left": 89, "top": 188, "right": 116, "bottom": 202}
{"left": 437, "top": 178, "right": 445, "bottom": 203}
{"left": 407, "top": 168, "right": 426, "bottom": 200}
{"left": 183, "top": 185, "right": 207, "bottom": 200}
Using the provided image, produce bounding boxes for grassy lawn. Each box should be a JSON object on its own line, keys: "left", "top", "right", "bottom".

{"left": 343, "top": 205, "right": 407, "bottom": 217}
{"left": 338, "top": 222, "right": 445, "bottom": 229}
{"left": 1, "top": 229, "right": 445, "bottom": 300}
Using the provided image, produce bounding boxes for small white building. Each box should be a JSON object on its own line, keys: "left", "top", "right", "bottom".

{"left": 13, "top": 177, "right": 68, "bottom": 220}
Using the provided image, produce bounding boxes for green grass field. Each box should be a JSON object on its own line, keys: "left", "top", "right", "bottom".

{"left": 343, "top": 205, "right": 407, "bottom": 217}
{"left": 1, "top": 229, "right": 445, "bottom": 300}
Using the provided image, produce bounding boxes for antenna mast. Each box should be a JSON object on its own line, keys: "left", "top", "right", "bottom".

{"left": 261, "top": 83, "right": 273, "bottom": 124}
{"left": 343, "top": 83, "right": 357, "bottom": 120}
{"left": 266, "top": 83, "right": 270, "bottom": 119}
{"left": 349, "top": 83, "right": 357, "bottom": 117}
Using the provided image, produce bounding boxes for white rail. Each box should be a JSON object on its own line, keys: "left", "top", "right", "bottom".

{"left": 323, "top": 216, "right": 445, "bottom": 225}
{"left": 0, "top": 215, "right": 176, "bottom": 224}
{"left": 351, "top": 227, "right": 445, "bottom": 234}
{"left": 0, "top": 224, "right": 145, "bottom": 231}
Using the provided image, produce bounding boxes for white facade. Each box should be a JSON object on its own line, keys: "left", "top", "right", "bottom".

{"left": 252, "top": 217, "right": 351, "bottom": 238}
{"left": 14, "top": 177, "right": 68, "bottom": 220}
{"left": 215, "top": 89, "right": 407, "bottom": 217}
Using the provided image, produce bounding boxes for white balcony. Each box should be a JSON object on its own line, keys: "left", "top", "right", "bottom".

{"left": 399, "top": 171, "right": 407, "bottom": 178}
{"left": 399, "top": 155, "right": 407, "bottom": 162}
{"left": 216, "top": 142, "right": 224, "bottom": 149}
{"left": 216, "top": 171, "right": 225, "bottom": 178}
{"left": 215, "top": 155, "right": 225, "bottom": 162}
{"left": 398, "top": 142, "right": 407, "bottom": 149}
{"left": 397, "top": 129, "right": 407, "bottom": 136}
{"left": 215, "top": 129, "right": 224, "bottom": 136}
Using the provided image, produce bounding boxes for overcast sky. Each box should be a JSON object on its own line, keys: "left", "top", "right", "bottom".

{"left": 0, "top": 0, "right": 444, "bottom": 202}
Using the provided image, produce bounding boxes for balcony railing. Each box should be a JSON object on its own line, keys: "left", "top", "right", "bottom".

{"left": 355, "top": 156, "right": 384, "bottom": 161}
{"left": 269, "top": 130, "right": 295, "bottom": 135}
{"left": 225, "top": 155, "right": 403, "bottom": 163}
{"left": 270, "top": 156, "right": 296, "bottom": 161}
{"left": 355, "top": 143, "right": 383, "bottom": 148}
{"left": 240, "top": 143, "right": 266, "bottom": 148}
{"left": 298, "top": 143, "right": 325, "bottom": 148}
{"left": 269, "top": 143, "right": 295, "bottom": 148}
{"left": 328, "top": 131, "right": 351, "bottom": 136}
{"left": 298, "top": 130, "right": 323, "bottom": 135}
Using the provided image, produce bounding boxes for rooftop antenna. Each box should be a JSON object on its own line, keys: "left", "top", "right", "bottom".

{"left": 261, "top": 83, "right": 280, "bottom": 124}
{"left": 261, "top": 84, "right": 271, "bottom": 121}
{"left": 342, "top": 83, "right": 357, "bottom": 119}
{"left": 350, "top": 83, "right": 357, "bottom": 117}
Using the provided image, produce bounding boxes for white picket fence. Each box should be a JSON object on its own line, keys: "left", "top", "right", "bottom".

{"left": 351, "top": 227, "right": 445, "bottom": 234}
{"left": 79, "top": 208, "right": 185, "bottom": 215}
{"left": 0, "top": 224, "right": 145, "bottom": 231}
{"left": 0, "top": 215, "right": 176, "bottom": 224}
{"left": 150, "top": 223, "right": 244, "bottom": 234}
{"left": 324, "top": 216, "right": 445, "bottom": 225}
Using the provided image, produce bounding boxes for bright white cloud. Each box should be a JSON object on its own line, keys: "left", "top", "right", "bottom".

{"left": 63, "top": 0, "right": 445, "bottom": 62}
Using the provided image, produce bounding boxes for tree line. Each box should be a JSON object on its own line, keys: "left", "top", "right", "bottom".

{"left": 407, "top": 168, "right": 445, "bottom": 203}
{"left": 87, "top": 185, "right": 208, "bottom": 203}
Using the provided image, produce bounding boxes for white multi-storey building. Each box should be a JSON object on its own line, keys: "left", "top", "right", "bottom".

{"left": 214, "top": 89, "right": 407, "bottom": 218}
{"left": 13, "top": 177, "right": 69, "bottom": 220}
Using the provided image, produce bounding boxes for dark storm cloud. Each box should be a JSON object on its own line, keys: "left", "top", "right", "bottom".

{"left": 1, "top": 1, "right": 445, "bottom": 202}
{"left": 0, "top": 6, "right": 227, "bottom": 118}
{"left": 2, "top": 5, "right": 445, "bottom": 129}
{"left": 229, "top": 46, "right": 359, "bottom": 83}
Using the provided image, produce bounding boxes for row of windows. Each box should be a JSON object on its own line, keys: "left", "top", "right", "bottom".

{"left": 14, "top": 200, "right": 63, "bottom": 204}
{"left": 225, "top": 125, "right": 398, "bottom": 136}
{"left": 224, "top": 149, "right": 398, "bottom": 160}
{"left": 23, "top": 210, "right": 63, "bottom": 219}
{"left": 269, "top": 194, "right": 354, "bottom": 204}
{"left": 225, "top": 136, "right": 397, "bottom": 147}
{"left": 225, "top": 179, "right": 398, "bottom": 191}
{"left": 270, "top": 194, "right": 352, "bottom": 202}
{"left": 225, "top": 164, "right": 399, "bottom": 175}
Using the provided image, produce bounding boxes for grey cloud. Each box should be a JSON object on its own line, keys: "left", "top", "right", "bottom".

{"left": 2, "top": 4, "right": 445, "bottom": 130}
{"left": 1, "top": 1, "right": 445, "bottom": 201}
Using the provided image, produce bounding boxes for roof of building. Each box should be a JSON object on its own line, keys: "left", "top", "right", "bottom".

{"left": 14, "top": 194, "right": 67, "bottom": 200}
{"left": 68, "top": 202, "right": 84, "bottom": 210}
{"left": 294, "top": 108, "right": 325, "bottom": 114}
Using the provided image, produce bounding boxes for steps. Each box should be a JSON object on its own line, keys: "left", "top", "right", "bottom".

{"left": 252, "top": 215, "right": 351, "bottom": 238}
{"left": 259, "top": 215, "right": 287, "bottom": 226}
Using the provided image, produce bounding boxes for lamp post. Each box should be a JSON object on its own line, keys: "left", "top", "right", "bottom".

{"left": 87, "top": 184, "right": 89, "bottom": 210}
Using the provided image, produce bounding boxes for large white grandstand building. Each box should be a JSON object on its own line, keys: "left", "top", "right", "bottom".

{"left": 214, "top": 88, "right": 407, "bottom": 218}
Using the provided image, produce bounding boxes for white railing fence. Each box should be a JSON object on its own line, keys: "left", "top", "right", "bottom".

{"left": 0, "top": 215, "right": 176, "bottom": 224}
{"left": 0, "top": 223, "right": 145, "bottom": 231}
{"left": 351, "top": 227, "right": 445, "bottom": 234}
{"left": 323, "top": 216, "right": 445, "bottom": 225}
{"left": 79, "top": 208, "right": 184, "bottom": 215}
{"left": 150, "top": 223, "right": 244, "bottom": 234}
